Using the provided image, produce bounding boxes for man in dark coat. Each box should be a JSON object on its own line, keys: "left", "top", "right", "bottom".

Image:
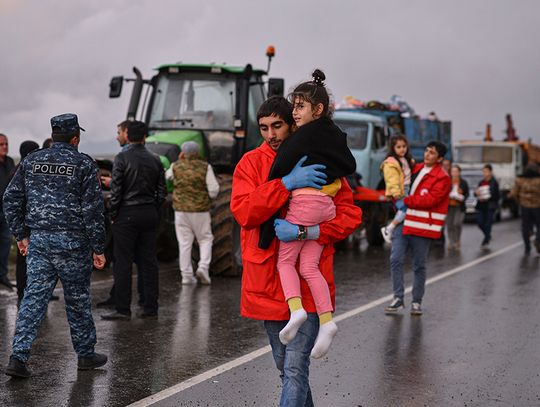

{"left": 0, "top": 132, "right": 15, "bottom": 290}
{"left": 101, "top": 121, "right": 166, "bottom": 320}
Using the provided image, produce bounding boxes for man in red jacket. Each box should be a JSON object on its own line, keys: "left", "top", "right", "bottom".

{"left": 231, "top": 96, "right": 361, "bottom": 406}
{"left": 384, "top": 141, "right": 450, "bottom": 316}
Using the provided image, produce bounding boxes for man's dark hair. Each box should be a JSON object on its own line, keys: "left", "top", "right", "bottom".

{"left": 426, "top": 141, "right": 447, "bottom": 158}
{"left": 483, "top": 164, "right": 493, "bottom": 172}
{"left": 19, "top": 140, "right": 39, "bottom": 159}
{"left": 117, "top": 120, "right": 130, "bottom": 131}
{"left": 257, "top": 96, "right": 294, "bottom": 126}
{"left": 42, "top": 138, "right": 53, "bottom": 148}
{"left": 126, "top": 121, "right": 147, "bottom": 142}
{"left": 51, "top": 131, "right": 79, "bottom": 143}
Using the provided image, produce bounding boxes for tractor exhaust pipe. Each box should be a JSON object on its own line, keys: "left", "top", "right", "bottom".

{"left": 127, "top": 67, "right": 143, "bottom": 120}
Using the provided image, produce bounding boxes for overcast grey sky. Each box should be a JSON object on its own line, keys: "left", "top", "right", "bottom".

{"left": 1, "top": 0, "right": 539, "bottom": 156}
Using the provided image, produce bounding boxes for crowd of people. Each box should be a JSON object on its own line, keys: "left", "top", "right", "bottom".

{"left": 0, "top": 69, "right": 539, "bottom": 407}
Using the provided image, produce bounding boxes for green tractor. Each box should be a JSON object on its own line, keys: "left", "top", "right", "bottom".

{"left": 108, "top": 47, "right": 284, "bottom": 275}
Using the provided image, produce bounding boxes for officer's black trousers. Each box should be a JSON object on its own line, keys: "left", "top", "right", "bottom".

{"left": 112, "top": 204, "right": 159, "bottom": 315}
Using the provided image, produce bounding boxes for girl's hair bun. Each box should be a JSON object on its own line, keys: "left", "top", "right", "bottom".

{"left": 312, "top": 69, "right": 326, "bottom": 86}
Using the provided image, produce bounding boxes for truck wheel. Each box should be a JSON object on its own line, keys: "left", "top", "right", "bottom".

{"left": 366, "top": 220, "right": 384, "bottom": 246}
{"left": 363, "top": 201, "right": 388, "bottom": 247}
{"left": 192, "top": 175, "right": 242, "bottom": 276}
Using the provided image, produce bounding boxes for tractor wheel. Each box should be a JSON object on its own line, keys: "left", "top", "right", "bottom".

{"left": 156, "top": 198, "right": 179, "bottom": 262}
{"left": 193, "top": 174, "right": 242, "bottom": 276}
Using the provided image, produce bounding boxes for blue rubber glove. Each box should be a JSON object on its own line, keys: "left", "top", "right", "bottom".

{"left": 395, "top": 198, "right": 407, "bottom": 211}
{"left": 281, "top": 156, "right": 327, "bottom": 191}
{"left": 274, "top": 219, "right": 298, "bottom": 242}
{"left": 274, "top": 219, "right": 320, "bottom": 242}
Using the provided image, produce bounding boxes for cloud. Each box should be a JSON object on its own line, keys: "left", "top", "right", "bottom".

{"left": 1, "top": 0, "right": 539, "bottom": 157}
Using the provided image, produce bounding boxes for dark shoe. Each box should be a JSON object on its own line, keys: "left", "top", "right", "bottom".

{"left": 525, "top": 245, "right": 531, "bottom": 255}
{"left": 535, "top": 242, "right": 540, "bottom": 254}
{"left": 384, "top": 297, "right": 404, "bottom": 314}
{"left": 5, "top": 356, "right": 31, "bottom": 378}
{"left": 49, "top": 294, "right": 60, "bottom": 301}
{"left": 77, "top": 353, "right": 108, "bottom": 370}
{"left": 96, "top": 298, "right": 115, "bottom": 308}
{"left": 411, "top": 302, "right": 423, "bottom": 315}
{"left": 137, "top": 311, "right": 158, "bottom": 319}
{"left": 481, "top": 238, "right": 490, "bottom": 248}
{"left": 0, "top": 276, "right": 14, "bottom": 290}
{"left": 101, "top": 311, "right": 131, "bottom": 321}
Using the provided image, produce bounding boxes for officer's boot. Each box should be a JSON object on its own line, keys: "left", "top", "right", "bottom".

{"left": 77, "top": 353, "right": 108, "bottom": 370}
{"left": 5, "top": 356, "right": 31, "bottom": 378}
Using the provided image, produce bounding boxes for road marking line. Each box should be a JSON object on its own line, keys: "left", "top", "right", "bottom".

{"left": 128, "top": 240, "right": 522, "bottom": 407}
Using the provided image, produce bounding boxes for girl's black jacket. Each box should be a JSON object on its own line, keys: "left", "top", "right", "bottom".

{"left": 258, "top": 117, "right": 356, "bottom": 249}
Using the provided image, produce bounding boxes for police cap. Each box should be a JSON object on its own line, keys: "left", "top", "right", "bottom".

{"left": 50, "top": 113, "right": 86, "bottom": 135}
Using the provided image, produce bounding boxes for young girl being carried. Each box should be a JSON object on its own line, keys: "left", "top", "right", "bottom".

{"left": 380, "top": 135, "right": 415, "bottom": 243}
{"left": 260, "top": 69, "right": 356, "bottom": 359}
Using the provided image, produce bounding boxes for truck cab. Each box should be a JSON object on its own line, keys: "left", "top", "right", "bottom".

{"left": 334, "top": 110, "right": 391, "bottom": 246}
{"left": 333, "top": 110, "right": 388, "bottom": 188}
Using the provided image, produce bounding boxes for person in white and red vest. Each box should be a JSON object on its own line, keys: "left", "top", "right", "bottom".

{"left": 384, "top": 141, "right": 451, "bottom": 316}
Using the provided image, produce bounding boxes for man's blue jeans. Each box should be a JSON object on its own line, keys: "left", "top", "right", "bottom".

{"left": 477, "top": 208, "right": 495, "bottom": 243}
{"left": 264, "top": 313, "right": 319, "bottom": 407}
{"left": 0, "top": 213, "right": 11, "bottom": 280}
{"left": 389, "top": 224, "right": 431, "bottom": 303}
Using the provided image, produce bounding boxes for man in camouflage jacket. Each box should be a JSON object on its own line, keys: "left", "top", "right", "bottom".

{"left": 166, "top": 141, "right": 219, "bottom": 285}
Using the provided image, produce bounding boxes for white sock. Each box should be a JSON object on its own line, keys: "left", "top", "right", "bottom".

{"left": 279, "top": 309, "right": 308, "bottom": 345}
{"left": 310, "top": 321, "right": 338, "bottom": 359}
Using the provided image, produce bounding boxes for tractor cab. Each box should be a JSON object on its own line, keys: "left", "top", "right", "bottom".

{"left": 109, "top": 53, "right": 283, "bottom": 174}
{"left": 107, "top": 48, "right": 283, "bottom": 273}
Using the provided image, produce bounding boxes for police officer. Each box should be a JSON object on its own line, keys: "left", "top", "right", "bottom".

{"left": 3, "top": 113, "right": 107, "bottom": 378}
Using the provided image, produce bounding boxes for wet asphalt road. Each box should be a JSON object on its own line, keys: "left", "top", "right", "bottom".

{"left": 1, "top": 218, "right": 539, "bottom": 406}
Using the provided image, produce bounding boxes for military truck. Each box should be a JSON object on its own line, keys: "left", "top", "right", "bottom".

{"left": 107, "top": 48, "right": 284, "bottom": 275}
{"left": 334, "top": 103, "right": 452, "bottom": 246}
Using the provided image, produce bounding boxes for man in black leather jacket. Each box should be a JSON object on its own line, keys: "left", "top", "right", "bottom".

{"left": 102, "top": 121, "right": 166, "bottom": 320}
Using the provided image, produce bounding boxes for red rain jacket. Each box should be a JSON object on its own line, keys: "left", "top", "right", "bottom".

{"left": 403, "top": 163, "right": 451, "bottom": 239}
{"left": 231, "top": 142, "right": 362, "bottom": 321}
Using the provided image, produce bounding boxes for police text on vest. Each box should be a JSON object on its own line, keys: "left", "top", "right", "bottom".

{"left": 33, "top": 163, "right": 76, "bottom": 176}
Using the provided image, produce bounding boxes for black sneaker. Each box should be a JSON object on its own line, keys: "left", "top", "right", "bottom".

{"left": 101, "top": 311, "right": 131, "bottom": 321}
{"left": 0, "top": 276, "right": 14, "bottom": 291}
{"left": 411, "top": 302, "right": 423, "bottom": 315}
{"left": 77, "top": 353, "right": 108, "bottom": 370}
{"left": 5, "top": 356, "right": 31, "bottom": 378}
{"left": 384, "top": 298, "right": 404, "bottom": 314}
{"left": 137, "top": 311, "right": 158, "bottom": 319}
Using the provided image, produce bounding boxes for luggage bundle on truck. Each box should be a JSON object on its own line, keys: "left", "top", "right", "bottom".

{"left": 334, "top": 95, "right": 452, "bottom": 246}
{"left": 338, "top": 95, "right": 452, "bottom": 162}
